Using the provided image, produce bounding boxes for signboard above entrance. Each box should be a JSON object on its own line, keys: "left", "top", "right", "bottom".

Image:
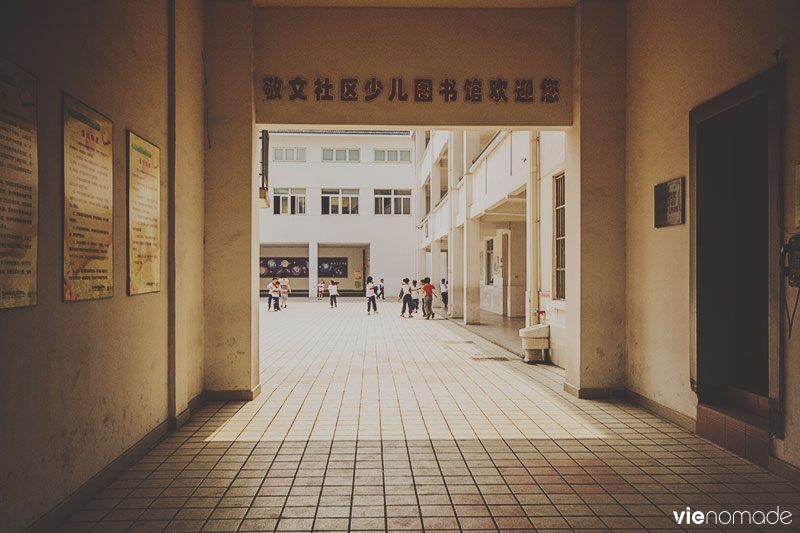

{"left": 254, "top": 7, "right": 573, "bottom": 127}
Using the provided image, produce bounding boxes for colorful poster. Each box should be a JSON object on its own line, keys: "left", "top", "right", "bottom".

{"left": 260, "top": 257, "right": 309, "bottom": 278}
{"left": 62, "top": 94, "right": 113, "bottom": 301}
{"left": 318, "top": 257, "right": 348, "bottom": 278}
{"left": 0, "top": 59, "right": 38, "bottom": 309}
{"left": 127, "top": 131, "right": 160, "bottom": 295}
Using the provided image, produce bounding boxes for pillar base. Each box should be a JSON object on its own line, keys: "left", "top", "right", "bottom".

{"left": 205, "top": 384, "right": 261, "bottom": 402}
{"left": 563, "top": 382, "right": 625, "bottom": 399}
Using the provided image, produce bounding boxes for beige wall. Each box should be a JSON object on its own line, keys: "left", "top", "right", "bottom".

{"left": 0, "top": 1, "right": 174, "bottom": 530}
{"left": 625, "top": 0, "right": 800, "bottom": 463}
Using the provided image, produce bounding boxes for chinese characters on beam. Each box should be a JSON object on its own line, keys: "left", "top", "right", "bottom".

{"left": 262, "top": 76, "right": 559, "bottom": 104}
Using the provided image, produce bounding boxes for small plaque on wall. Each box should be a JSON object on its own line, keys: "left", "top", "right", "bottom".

{"left": 654, "top": 177, "right": 685, "bottom": 228}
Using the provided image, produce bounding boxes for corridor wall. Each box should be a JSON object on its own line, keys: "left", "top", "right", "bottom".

{"left": 0, "top": 1, "right": 206, "bottom": 530}
{"left": 625, "top": 0, "right": 800, "bottom": 465}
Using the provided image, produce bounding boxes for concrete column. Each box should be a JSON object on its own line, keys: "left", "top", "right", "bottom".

{"left": 168, "top": 0, "right": 206, "bottom": 428}
{"left": 462, "top": 130, "right": 482, "bottom": 325}
{"left": 563, "top": 0, "right": 627, "bottom": 398}
{"left": 431, "top": 239, "right": 441, "bottom": 283}
{"left": 203, "top": 0, "right": 260, "bottom": 400}
{"left": 526, "top": 133, "right": 540, "bottom": 327}
{"left": 508, "top": 222, "right": 526, "bottom": 318}
{"left": 447, "top": 131, "right": 464, "bottom": 318}
{"left": 431, "top": 160, "right": 442, "bottom": 206}
{"left": 308, "top": 241, "right": 318, "bottom": 299}
{"left": 449, "top": 226, "right": 464, "bottom": 318}
{"left": 463, "top": 218, "right": 481, "bottom": 324}
{"left": 463, "top": 131, "right": 482, "bottom": 171}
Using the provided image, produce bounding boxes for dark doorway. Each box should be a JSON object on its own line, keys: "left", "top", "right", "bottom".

{"left": 690, "top": 68, "right": 782, "bottom": 465}
{"left": 696, "top": 93, "right": 769, "bottom": 399}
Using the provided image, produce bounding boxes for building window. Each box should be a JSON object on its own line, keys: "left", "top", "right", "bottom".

{"left": 554, "top": 172, "right": 566, "bottom": 300}
{"left": 374, "top": 149, "right": 411, "bottom": 163}
{"left": 322, "top": 148, "right": 359, "bottom": 162}
{"left": 273, "top": 188, "right": 306, "bottom": 215}
{"left": 374, "top": 189, "right": 411, "bottom": 215}
{"left": 259, "top": 131, "right": 268, "bottom": 190}
{"left": 274, "top": 147, "right": 306, "bottom": 162}
{"left": 322, "top": 189, "right": 359, "bottom": 215}
{"left": 485, "top": 239, "right": 494, "bottom": 285}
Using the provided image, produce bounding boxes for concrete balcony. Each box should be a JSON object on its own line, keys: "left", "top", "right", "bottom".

{"left": 420, "top": 214, "right": 432, "bottom": 248}
{"left": 432, "top": 194, "right": 449, "bottom": 241}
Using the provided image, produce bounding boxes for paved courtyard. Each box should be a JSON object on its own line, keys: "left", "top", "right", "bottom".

{"left": 60, "top": 298, "right": 799, "bottom": 532}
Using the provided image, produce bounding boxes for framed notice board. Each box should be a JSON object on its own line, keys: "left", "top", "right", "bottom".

{"left": 654, "top": 177, "right": 685, "bottom": 228}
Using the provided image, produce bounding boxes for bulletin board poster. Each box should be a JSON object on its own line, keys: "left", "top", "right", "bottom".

{"left": 318, "top": 257, "right": 348, "bottom": 278}
{"left": 62, "top": 94, "right": 113, "bottom": 301}
{"left": 0, "top": 59, "right": 38, "bottom": 309}
{"left": 260, "top": 257, "right": 309, "bottom": 278}
{"left": 127, "top": 131, "right": 160, "bottom": 295}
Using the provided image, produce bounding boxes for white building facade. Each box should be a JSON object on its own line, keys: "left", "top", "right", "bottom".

{"left": 415, "top": 130, "right": 567, "bottom": 366}
{"left": 259, "top": 131, "right": 416, "bottom": 296}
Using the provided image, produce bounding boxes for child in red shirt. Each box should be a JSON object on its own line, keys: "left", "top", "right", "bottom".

{"left": 421, "top": 277, "right": 437, "bottom": 319}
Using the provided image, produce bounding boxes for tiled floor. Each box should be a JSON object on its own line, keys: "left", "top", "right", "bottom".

{"left": 445, "top": 310, "right": 526, "bottom": 359}
{"left": 59, "top": 298, "right": 799, "bottom": 532}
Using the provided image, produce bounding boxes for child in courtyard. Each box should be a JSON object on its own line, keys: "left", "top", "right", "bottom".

{"left": 269, "top": 278, "right": 281, "bottom": 311}
{"left": 366, "top": 276, "right": 378, "bottom": 315}
{"left": 410, "top": 279, "right": 420, "bottom": 314}
{"left": 398, "top": 278, "right": 412, "bottom": 317}
{"left": 317, "top": 280, "right": 325, "bottom": 299}
{"left": 328, "top": 279, "right": 339, "bottom": 308}
{"left": 422, "top": 277, "right": 437, "bottom": 319}
{"left": 440, "top": 278, "right": 448, "bottom": 310}
{"left": 279, "top": 277, "right": 290, "bottom": 308}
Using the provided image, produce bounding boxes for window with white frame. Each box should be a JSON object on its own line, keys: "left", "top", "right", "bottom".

{"left": 273, "top": 188, "right": 306, "bottom": 215}
{"left": 374, "top": 189, "right": 411, "bottom": 215}
{"left": 321, "top": 189, "right": 359, "bottom": 215}
{"left": 374, "top": 149, "right": 411, "bottom": 163}
{"left": 554, "top": 172, "right": 566, "bottom": 300}
{"left": 485, "top": 239, "right": 494, "bottom": 285}
{"left": 322, "top": 148, "right": 359, "bottom": 162}
{"left": 273, "top": 147, "right": 306, "bottom": 162}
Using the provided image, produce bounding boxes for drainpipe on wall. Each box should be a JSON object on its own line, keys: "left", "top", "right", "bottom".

{"left": 525, "top": 132, "right": 541, "bottom": 328}
{"left": 519, "top": 131, "right": 548, "bottom": 363}
{"left": 535, "top": 132, "right": 542, "bottom": 321}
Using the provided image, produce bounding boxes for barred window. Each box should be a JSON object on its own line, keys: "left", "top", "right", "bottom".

{"left": 554, "top": 172, "right": 566, "bottom": 300}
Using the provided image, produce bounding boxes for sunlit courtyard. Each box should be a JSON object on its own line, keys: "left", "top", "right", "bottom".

{"left": 57, "top": 299, "right": 800, "bottom": 532}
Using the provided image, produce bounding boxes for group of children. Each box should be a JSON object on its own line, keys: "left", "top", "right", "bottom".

{"left": 268, "top": 276, "right": 449, "bottom": 319}
{"left": 266, "top": 277, "right": 290, "bottom": 311}
{"left": 316, "top": 279, "right": 341, "bottom": 308}
{"left": 398, "top": 278, "right": 448, "bottom": 319}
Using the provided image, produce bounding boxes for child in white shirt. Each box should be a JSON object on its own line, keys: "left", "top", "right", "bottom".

{"left": 366, "top": 276, "right": 378, "bottom": 315}
{"left": 328, "top": 280, "right": 339, "bottom": 308}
